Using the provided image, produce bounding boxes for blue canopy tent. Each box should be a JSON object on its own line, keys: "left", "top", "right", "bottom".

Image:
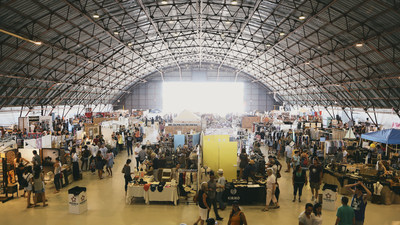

{"left": 361, "top": 129, "right": 400, "bottom": 155}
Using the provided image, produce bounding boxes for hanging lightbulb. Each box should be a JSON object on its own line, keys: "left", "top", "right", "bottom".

{"left": 355, "top": 43, "right": 363, "bottom": 47}
{"left": 92, "top": 13, "right": 100, "bottom": 19}
{"left": 232, "top": 0, "right": 238, "bottom": 5}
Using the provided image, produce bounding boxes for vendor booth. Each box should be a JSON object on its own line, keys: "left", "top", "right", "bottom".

{"left": 165, "top": 110, "right": 201, "bottom": 135}
{"left": 361, "top": 129, "right": 400, "bottom": 155}
{"left": 202, "top": 135, "right": 237, "bottom": 182}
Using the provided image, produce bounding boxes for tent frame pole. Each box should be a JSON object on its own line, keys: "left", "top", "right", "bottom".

{"left": 385, "top": 144, "right": 388, "bottom": 156}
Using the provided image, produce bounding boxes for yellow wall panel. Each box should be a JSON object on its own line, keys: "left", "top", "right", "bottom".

{"left": 219, "top": 142, "right": 238, "bottom": 182}
{"left": 202, "top": 135, "right": 238, "bottom": 182}
{"left": 203, "top": 140, "right": 219, "bottom": 171}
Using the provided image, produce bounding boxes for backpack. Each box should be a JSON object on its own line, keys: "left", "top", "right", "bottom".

{"left": 20, "top": 177, "right": 28, "bottom": 188}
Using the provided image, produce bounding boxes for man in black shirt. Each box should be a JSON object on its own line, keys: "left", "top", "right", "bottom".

{"left": 309, "top": 157, "right": 323, "bottom": 202}
{"left": 151, "top": 153, "right": 160, "bottom": 181}
{"left": 125, "top": 133, "right": 134, "bottom": 156}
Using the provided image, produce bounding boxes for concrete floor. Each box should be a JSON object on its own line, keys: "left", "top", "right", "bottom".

{"left": 1, "top": 143, "right": 400, "bottom": 224}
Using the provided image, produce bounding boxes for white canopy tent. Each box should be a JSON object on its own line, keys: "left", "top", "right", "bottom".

{"left": 173, "top": 110, "right": 201, "bottom": 124}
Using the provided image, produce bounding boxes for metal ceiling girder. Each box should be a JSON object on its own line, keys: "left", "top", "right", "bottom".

{"left": 136, "top": 0, "right": 183, "bottom": 80}
{"left": 237, "top": 0, "right": 338, "bottom": 75}
{"left": 197, "top": 0, "right": 203, "bottom": 67}
{"left": 62, "top": 0, "right": 163, "bottom": 75}
{"left": 262, "top": 11, "right": 400, "bottom": 93}
{"left": 216, "top": 0, "right": 263, "bottom": 79}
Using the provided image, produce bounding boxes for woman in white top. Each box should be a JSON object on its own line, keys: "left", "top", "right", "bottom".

{"left": 71, "top": 148, "right": 80, "bottom": 181}
{"left": 54, "top": 157, "right": 62, "bottom": 193}
{"left": 262, "top": 168, "right": 279, "bottom": 211}
{"left": 312, "top": 203, "right": 323, "bottom": 225}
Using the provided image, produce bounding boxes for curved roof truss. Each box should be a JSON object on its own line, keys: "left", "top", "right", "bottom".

{"left": 0, "top": 0, "right": 399, "bottom": 110}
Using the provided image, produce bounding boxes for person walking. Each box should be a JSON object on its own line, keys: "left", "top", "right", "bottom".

{"left": 125, "top": 133, "right": 134, "bottom": 156}
{"left": 135, "top": 128, "right": 141, "bottom": 143}
{"left": 32, "top": 150, "right": 42, "bottom": 167}
{"left": 207, "top": 171, "right": 223, "bottom": 220}
{"left": 139, "top": 124, "right": 144, "bottom": 142}
{"left": 71, "top": 148, "right": 80, "bottom": 181}
{"left": 313, "top": 203, "right": 323, "bottom": 225}
{"left": 95, "top": 151, "right": 104, "bottom": 179}
{"left": 293, "top": 165, "right": 307, "bottom": 202}
{"left": 335, "top": 196, "right": 355, "bottom": 225}
{"left": 194, "top": 182, "right": 210, "bottom": 225}
{"left": 14, "top": 152, "right": 29, "bottom": 193}
{"left": 228, "top": 201, "right": 247, "bottom": 225}
{"left": 150, "top": 153, "right": 160, "bottom": 182}
{"left": 32, "top": 165, "right": 48, "bottom": 207}
{"left": 134, "top": 143, "right": 141, "bottom": 169}
{"left": 122, "top": 159, "right": 134, "bottom": 194}
{"left": 106, "top": 149, "right": 114, "bottom": 177}
{"left": 22, "top": 166, "right": 33, "bottom": 208}
{"left": 292, "top": 150, "right": 301, "bottom": 169}
{"left": 138, "top": 145, "right": 147, "bottom": 169}
{"left": 262, "top": 168, "right": 279, "bottom": 211}
{"left": 309, "top": 157, "right": 323, "bottom": 202}
{"left": 53, "top": 157, "right": 62, "bottom": 193}
{"left": 239, "top": 148, "right": 248, "bottom": 180}
{"left": 299, "top": 203, "right": 314, "bottom": 225}
{"left": 216, "top": 169, "right": 226, "bottom": 210}
{"left": 89, "top": 143, "right": 98, "bottom": 173}
{"left": 285, "top": 143, "right": 293, "bottom": 172}
{"left": 81, "top": 145, "right": 91, "bottom": 171}
{"left": 345, "top": 181, "right": 371, "bottom": 225}
{"left": 117, "top": 132, "right": 124, "bottom": 153}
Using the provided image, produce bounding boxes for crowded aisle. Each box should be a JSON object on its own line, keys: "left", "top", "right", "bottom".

{"left": 1, "top": 1, "right": 400, "bottom": 224}
{"left": 0, "top": 125, "right": 399, "bottom": 225}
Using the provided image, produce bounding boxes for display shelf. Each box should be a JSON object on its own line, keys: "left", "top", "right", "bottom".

{"left": 0, "top": 157, "right": 18, "bottom": 202}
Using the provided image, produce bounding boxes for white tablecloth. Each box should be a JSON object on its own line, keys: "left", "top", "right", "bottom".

{"left": 146, "top": 186, "right": 178, "bottom": 205}
{"left": 126, "top": 184, "right": 178, "bottom": 205}
{"left": 126, "top": 185, "right": 145, "bottom": 204}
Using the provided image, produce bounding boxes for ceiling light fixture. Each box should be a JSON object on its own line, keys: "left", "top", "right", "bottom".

{"left": 305, "top": 61, "right": 310, "bottom": 65}
{"left": 266, "top": 43, "right": 271, "bottom": 47}
{"left": 299, "top": 14, "right": 306, "bottom": 20}
{"left": 232, "top": 0, "right": 238, "bottom": 5}
{"left": 92, "top": 13, "right": 100, "bottom": 19}
{"left": 355, "top": 43, "right": 363, "bottom": 47}
{"left": 114, "top": 30, "right": 119, "bottom": 35}
{"left": 128, "top": 42, "right": 133, "bottom": 46}
{"left": 161, "top": 0, "right": 168, "bottom": 4}
{"left": 279, "top": 32, "right": 285, "bottom": 36}
{"left": 0, "top": 28, "right": 44, "bottom": 46}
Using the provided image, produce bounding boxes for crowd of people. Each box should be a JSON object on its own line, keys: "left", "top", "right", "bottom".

{"left": 6, "top": 115, "right": 375, "bottom": 225}
{"left": 13, "top": 151, "right": 48, "bottom": 208}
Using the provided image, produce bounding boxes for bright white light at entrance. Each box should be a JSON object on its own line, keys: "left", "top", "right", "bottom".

{"left": 163, "top": 82, "right": 244, "bottom": 115}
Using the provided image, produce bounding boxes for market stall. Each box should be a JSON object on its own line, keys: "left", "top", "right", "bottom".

{"left": 126, "top": 175, "right": 178, "bottom": 205}
{"left": 361, "top": 129, "right": 400, "bottom": 155}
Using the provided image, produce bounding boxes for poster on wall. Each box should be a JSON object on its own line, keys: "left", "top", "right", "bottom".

{"left": 24, "top": 139, "right": 38, "bottom": 149}
{"left": 42, "top": 135, "right": 52, "bottom": 148}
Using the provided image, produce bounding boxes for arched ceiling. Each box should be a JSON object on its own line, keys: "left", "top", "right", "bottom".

{"left": 0, "top": 0, "right": 400, "bottom": 110}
